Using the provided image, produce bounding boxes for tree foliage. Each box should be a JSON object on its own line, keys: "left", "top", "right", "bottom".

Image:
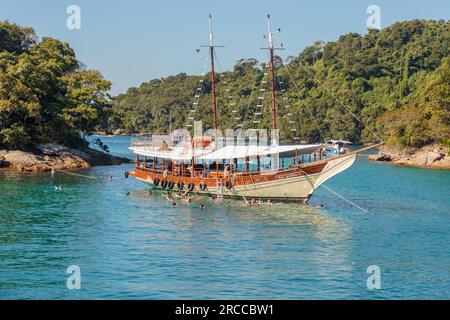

{"left": 0, "top": 21, "right": 112, "bottom": 149}
{"left": 112, "top": 20, "right": 449, "bottom": 148}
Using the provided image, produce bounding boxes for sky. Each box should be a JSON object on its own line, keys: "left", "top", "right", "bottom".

{"left": 0, "top": 0, "right": 448, "bottom": 95}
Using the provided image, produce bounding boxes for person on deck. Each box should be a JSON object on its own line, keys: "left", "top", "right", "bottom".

{"left": 223, "top": 165, "right": 230, "bottom": 181}
{"left": 187, "top": 165, "right": 194, "bottom": 177}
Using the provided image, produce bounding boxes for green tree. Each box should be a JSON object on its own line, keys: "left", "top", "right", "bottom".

{"left": 0, "top": 21, "right": 112, "bottom": 150}
{"left": 61, "top": 70, "right": 112, "bottom": 135}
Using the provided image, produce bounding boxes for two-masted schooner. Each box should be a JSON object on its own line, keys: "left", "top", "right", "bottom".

{"left": 127, "top": 15, "right": 381, "bottom": 202}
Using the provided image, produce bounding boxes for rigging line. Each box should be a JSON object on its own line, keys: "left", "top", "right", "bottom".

{"left": 53, "top": 169, "right": 97, "bottom": 180}
{"left": 213, "top": 50, "right": 225, "bottom": 129}
{"left": 274, "top": 72, "right": 284, "bottom": 139}
{"left": 283, "top": 65, "right": 326, "bottom": 143}
{"left": 255, "top": 64, "right": 270, "bottom": 130}
{"left": 286, "top": 48, "right": 384, "bottom": 143}
{"left": 275, "top": 70, "right": 293, "bottom": 141}
{"left": 240, "top": 55, "right": 266, "bottom": 130}
{"left": 196, "top": 52, "right": 209, "bottom": 72}
{"left": 191, "top": 56, "right": 209, "bottom": 125}
{"left": 319, "top": 184, "right": 368, "bottom": 213}
{"left": 240, "top": 40, "right": 265, "bottom": 130}
{"left": 239, "top": 70, "right": 260, "bottom": 129}
{"left": 295, "top": 161, "right": 368, "bottom": 213}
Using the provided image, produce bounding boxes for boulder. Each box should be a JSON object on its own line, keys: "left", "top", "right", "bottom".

{"left": 0, "top": 155, "right": 7, "bottom": 168}
{"left": 412, "top": 151, "right": 444, "bottom": 166}
{"left": 0, "top": 143, "right": 130, "bottom": 173}
{"left": 368, "top": 153, "right": 392, "bottom": 161}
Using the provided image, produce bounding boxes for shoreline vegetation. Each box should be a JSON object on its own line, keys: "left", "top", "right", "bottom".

{"left": 0, "top": 21, "right": 117, "bottom": 172}
{"left": 111, "top": 20, "right": 449, "bottom": 153}
{"left": 1, "top": 20, "right": 449, "bottom": 172}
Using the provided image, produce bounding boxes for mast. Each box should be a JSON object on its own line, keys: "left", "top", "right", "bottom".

{"left": 268, "top": 15, "right": 277, "bottom": 135}
{"left": 209, "top": 15, "right": 217, "bottom": 136}
{"left": 201, "top": 14, "right": 224, "bottom": 146}
{"left": 262, "top": 14, "right": 284, "bottom": 145}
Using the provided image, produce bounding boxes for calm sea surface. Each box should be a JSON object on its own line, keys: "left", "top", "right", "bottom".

{"left": 0, "top": 135, "right": 449, "bottom": 299}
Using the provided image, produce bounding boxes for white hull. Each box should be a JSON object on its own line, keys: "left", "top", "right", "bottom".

{"left": 136, "top": 153, "right": 357, "bottom": 201}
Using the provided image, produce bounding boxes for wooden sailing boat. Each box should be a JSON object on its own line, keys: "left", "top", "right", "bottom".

{"left": 128, "top": 15, "right": 382, "bottom": 202}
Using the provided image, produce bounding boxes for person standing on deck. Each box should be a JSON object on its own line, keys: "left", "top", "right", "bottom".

{"left": 223, "top": 165, "right": 230, "bottom": 181}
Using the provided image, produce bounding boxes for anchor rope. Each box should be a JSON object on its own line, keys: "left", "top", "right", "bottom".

{"left": 53, "top": 169, "right": 97, "bottom": 180}
{"left": 294, "top": 160, "right": 369, "bottom": 213}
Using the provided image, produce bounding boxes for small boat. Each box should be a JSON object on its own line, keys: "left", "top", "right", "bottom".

{"left": 323, "top": 140, "right": 353, "bottom": 156}
{"left": 128, "top": 15, "right": 381, "bottom": 202}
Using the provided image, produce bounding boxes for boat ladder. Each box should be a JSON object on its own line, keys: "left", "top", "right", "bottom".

{"left": 216, "top": 179, "right": 224, "bottom": 200}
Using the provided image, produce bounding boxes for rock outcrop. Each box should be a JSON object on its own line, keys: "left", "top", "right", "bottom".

{"left": 368, "top": 144, "right": 450, "bottom": 169}
{"left": 0, "top": 143, "right": 131, "bottom": 173}
{"left": 367, "top": 153, "right": 392, "bottom": 161}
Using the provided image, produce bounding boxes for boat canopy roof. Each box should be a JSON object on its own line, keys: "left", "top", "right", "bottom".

{"left": 131, "top": 144, "right": 322, "bottom": 161}
{"left": 198, "top": 144, "right": 322, "bottom": 161}
{"left": 129, "top": 146, "right": 207, "bottom": 161}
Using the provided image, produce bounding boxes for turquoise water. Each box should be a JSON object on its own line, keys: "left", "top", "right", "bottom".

{"left": 0, "top": 135, "right": 449, "bottom": 299}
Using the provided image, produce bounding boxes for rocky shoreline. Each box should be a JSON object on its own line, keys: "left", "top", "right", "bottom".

{"left": 0, "top": 143, "right": 131, "bottom": 173}
{"left": 368, "top": 144, "right": 450, "bottom": 170}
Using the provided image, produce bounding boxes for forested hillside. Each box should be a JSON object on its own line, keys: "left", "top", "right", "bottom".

{"left": 0, "top": 21, "right": 112, "bottom": 149}
{"left": 112, "top": 20, "right": 449, "bottom": 148}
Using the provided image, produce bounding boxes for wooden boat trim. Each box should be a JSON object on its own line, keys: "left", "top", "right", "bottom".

{"left": 297, "top": 143, "right": 384, "bottom": 169}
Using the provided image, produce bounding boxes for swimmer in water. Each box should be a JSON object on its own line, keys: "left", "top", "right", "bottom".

{"left": 166, "top": 193, "right": 174, "bottom": 201}
{"left": 148, "top": 190, "right": 152, "bottom": 196}
{"left": 108, "top": 176, "right": 113, "bottom": 181}
{"left": 172, "top": 202, "right": 177, "bottom": 207}
{"left": 182, "top": 195, "right": 191, "bottom": 203}
{"left": 126, "top": 192, "right": 130, "bottom": 197}
{"left": 200, "top": 204, "right": 205, "bottom": 210}
{"left": 267, "top": 199, "right": 272, "bottom": 206}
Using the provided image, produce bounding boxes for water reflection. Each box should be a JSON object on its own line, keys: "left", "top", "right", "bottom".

{"left": 124, "top": 188, "right": 355, "bottom": 299}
